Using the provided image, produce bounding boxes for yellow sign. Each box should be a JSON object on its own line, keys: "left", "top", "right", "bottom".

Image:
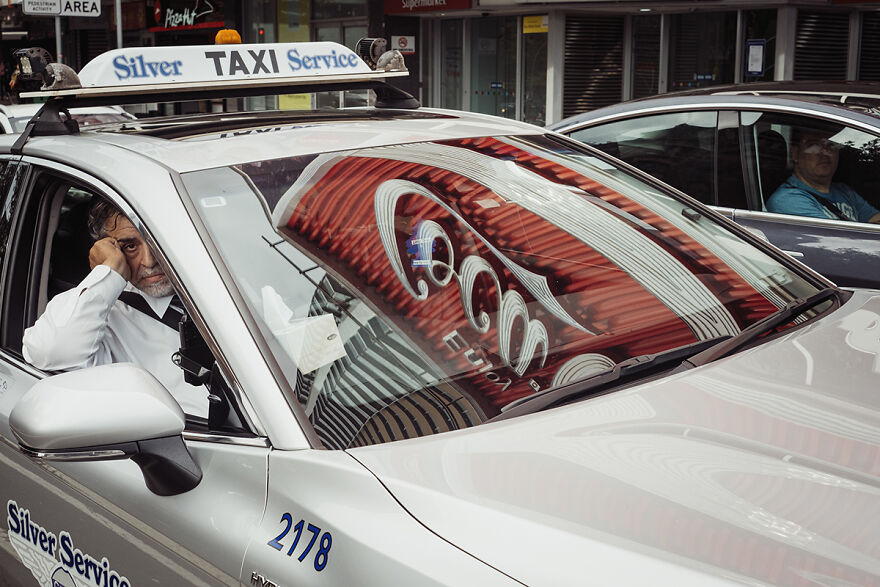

{"left": 523, "top": 15, "right": 548, "bottom": 34}
{"left": 280, "top": 94, "right": 312, "bottom": 110}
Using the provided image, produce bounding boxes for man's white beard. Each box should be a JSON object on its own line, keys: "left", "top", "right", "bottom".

{"left": 138, "top": 276, "right": 174, "bottom": 298}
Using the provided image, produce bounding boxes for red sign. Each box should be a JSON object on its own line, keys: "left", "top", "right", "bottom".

{"left": 149, "top": 0, "right": 225, "bottom": 32}
{"left": 384, "top": 0, "right": 471, "bottom": 14}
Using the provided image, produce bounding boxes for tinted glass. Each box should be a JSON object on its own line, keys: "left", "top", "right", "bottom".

{"left": 569, "top": 111, "right": 717, "bottom": 203}
{"left": 632, "top": 15, "right": 661, "bottom": 98}
{"left": 522, "top": 25, "right": 547, "bottom": 126}
{"left": 184, "top": 135, "right": 817, "bottom": 448}
{"left": 716, "top": 111, "right": 747, "bottom": 209}
{"left": 669, "top": 12, "right": 737, "bottom": 90}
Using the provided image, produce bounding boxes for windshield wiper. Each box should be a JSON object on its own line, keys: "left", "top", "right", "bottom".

{"left": 672, "top": 286, "right": 844, "bottom": 373}
{"left": 490, "top": 287, "right": 845, "bottom": 423}
{"left": 490, "top": 335, "right": 731, "bottom": 422}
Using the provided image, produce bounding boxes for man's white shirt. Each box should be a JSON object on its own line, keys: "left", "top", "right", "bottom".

{"left": 22, "top": 264, "right": 209, "bottom": 416}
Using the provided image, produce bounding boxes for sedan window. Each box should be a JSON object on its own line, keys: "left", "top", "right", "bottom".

{"left": 741, "top": 111, "right": 880, "bottom": 221}
{"left": 568, "top": 111, "right": 718, "bottom": 204}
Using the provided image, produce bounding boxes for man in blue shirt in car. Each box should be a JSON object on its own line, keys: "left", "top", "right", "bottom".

{"left": 767, "top": 125, "right": 880, "bottom": 224}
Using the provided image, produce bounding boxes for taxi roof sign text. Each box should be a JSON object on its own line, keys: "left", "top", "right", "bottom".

{"left": 77, "top": 42, "right": 373, "bottom": 88}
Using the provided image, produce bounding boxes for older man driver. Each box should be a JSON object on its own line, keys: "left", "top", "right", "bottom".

{"left": 766, "top": 123, "right": 880, "bottom": 224}
{"left": 22, "top": 199, "right": 209, "bottom": 416}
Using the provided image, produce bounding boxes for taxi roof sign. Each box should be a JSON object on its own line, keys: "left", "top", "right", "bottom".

{"left": 79, "top": 42, "right": 372, "bottom": 87}
{"left": 13, "top": 40, "right": 418, "bottom": 154}
{"left": 20, "top": 41, "right": 409, "bottom": 100}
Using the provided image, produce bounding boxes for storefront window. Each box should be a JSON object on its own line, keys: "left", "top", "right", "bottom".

{"left": 743, "top": 10, "right": 777, "bottom": 82}
{"left": 861, "top": 13, "right": 880, "bottom": 80}
{"left": 522, "top": 16, "right": 547, "bottom": 126}
{"left": 632, "top": 15, "right": 660, "bottom": 98}
{"left": 440, "top": 19, "right": 463, "bottom": 110}
{"left": 669, "top": 12, "right": 736, "bottom": 90}
{"left": 470, "top": 16, "right": 517, "bottom": 119}
{"left": 312, "top": 0, "right": 365, "bottom": 20}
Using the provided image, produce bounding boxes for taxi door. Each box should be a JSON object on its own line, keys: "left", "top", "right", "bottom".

{"left": 0, "top": 160, "right": 270, "bottom": 585}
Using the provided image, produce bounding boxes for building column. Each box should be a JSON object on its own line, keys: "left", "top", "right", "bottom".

{"left": 775, "top": 6, "right": 797, "bottom": 81}
{"left": 545, "top": 10, "right": 564, "bottom": 125}
{"left": 658, "top": 13, "right": 669, "bottom": 94}
{"left": 848, "top": 11, "right": 861, "bottom": 80}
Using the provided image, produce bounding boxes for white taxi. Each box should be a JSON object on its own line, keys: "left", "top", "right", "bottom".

{"left": 0, "top": 41, "right": 878, "bottom": 587}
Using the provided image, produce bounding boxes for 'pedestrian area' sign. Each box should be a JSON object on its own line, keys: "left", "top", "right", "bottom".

{"left": 24, "top": 0, "right": 101, "bottom": 17}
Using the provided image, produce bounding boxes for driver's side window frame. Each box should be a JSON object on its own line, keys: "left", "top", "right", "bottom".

{"left": 0, "top": 159, "right": 254, "bottom": 436}
{"left": 741, "top": 110, "right": 880, "bottom": 222}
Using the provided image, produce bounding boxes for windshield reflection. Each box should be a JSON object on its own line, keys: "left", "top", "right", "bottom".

{"left": 183, "top": 135, "right": 818, "bottom": 448}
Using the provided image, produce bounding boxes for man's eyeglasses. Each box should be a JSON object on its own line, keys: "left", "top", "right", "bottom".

{"left": 800, "top": 139, "right": 841, "bottom": 155}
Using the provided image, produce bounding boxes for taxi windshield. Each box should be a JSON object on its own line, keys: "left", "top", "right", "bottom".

{"left": 182, "top": 134, "right": 820, "bottom": 449}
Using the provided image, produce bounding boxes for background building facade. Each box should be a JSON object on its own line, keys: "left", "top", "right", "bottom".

{"left": 3, "top": 0, "right": 879, "bottom": 122}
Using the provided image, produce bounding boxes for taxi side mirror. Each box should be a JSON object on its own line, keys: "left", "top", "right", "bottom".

{"left": 9, "top": 363, "right": 202, "bottom": 496}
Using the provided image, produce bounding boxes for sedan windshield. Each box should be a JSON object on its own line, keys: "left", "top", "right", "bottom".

{"left": 182, "top": 134, "right": 820, "bottom": 449}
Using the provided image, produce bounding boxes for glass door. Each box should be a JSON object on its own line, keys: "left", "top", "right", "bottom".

{"left": 470, "top": 16, "right": 517, "bottom": 119}
{"left": 440, "top": 19, "right": 464, "bottom": 110}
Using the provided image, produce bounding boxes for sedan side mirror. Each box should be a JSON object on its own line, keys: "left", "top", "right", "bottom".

{"left": 9, "top": 363, "right": 202, "bottom": 496}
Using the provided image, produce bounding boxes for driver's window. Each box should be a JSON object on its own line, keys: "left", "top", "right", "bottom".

{"left": 742, "top": 112, "right": 880, "bottom": 223}
{"left": 5, "top": 169, "right": 245, "bottom": 432}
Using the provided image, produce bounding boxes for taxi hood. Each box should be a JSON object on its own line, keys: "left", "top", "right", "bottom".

{"left": 349, "top": 289, "right": 880, "bottom": 586}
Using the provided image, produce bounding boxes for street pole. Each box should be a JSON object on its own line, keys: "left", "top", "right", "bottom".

{"left": 115, "top": 0, "right": 122, "bottom": 48}
{"left": 54, "top": 16, "right": 62, "bottom": 63}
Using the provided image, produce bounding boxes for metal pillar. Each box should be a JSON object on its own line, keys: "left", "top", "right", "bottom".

{"left": 116, "top": 0, "right": 123, "bottom": 48}
{"left": 55, "top": 17, "right": 62, "bottom": 63}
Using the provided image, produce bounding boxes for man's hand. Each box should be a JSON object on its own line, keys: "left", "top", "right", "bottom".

{"left": 89, "top": 237, "right": 131, "bottom": 281}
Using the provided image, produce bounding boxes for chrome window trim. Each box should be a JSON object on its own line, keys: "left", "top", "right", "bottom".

{"left": 11, "top": 156, "right": 268, "bottom": 442}
{"left": 182, "top": 430, "right": 270, "bottom": 448}
{"left": 733, "top": 208, "right": 880, "bottom": 232}
{"left": 19, "top": 445, "right": 129, "bottom": 461}
{"left": 0, "top": 347, "right": 47, "bottom": 379}
{"left": 711, "top": 89, "right": 880, "bottom": 101}
{"left": 555, "top": 100, "right": 880, "bottom": 138}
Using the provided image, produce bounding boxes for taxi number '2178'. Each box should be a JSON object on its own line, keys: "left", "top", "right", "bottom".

{"left": 267, "top": 513, "right": 332, "bottom": 571}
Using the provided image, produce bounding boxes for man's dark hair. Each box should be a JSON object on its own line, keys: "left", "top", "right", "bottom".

{"left": 86, "top": 198, "right": 124, "bottom": 241}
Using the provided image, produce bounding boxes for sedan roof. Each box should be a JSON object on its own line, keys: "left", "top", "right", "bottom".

{"left": 549, "top": 92, "right": 880, "bottom": 133}
{"left": 1, "top": 107, "right": 546, "bottom": 175}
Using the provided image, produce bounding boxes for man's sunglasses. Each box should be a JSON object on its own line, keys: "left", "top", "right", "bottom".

{"left": 800, "top": 139, "right": 841, "bottom": 154}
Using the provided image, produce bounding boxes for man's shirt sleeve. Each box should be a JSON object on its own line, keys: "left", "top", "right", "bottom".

{"left": 840, "top": 184, "right": 880, "bottom": 223}
{"left": 22, "top": 265, "right": 127, "bottom": 370}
